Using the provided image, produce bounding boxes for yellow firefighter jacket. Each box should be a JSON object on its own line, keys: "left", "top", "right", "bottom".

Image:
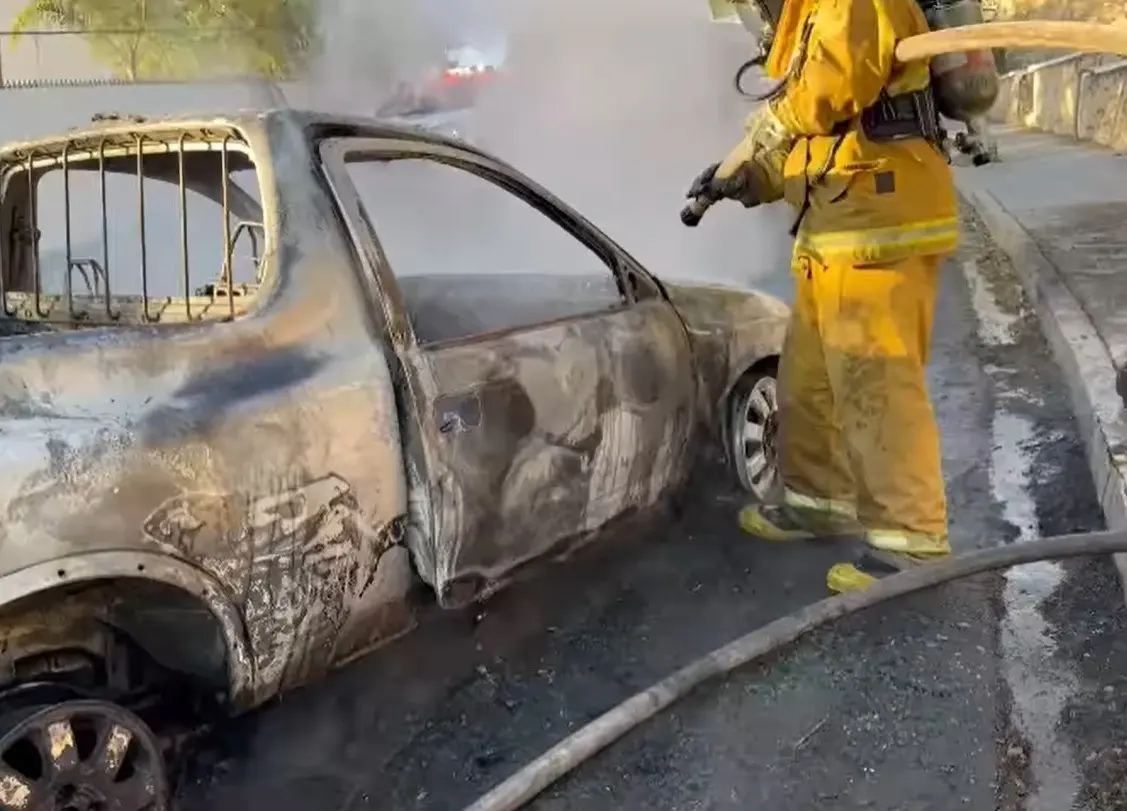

{"left": 763, "top": 0, "right": 959, "bottom": 264}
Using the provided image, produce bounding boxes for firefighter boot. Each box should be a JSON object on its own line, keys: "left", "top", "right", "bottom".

{"left": 739, "top": 495, "right": 863, "bottom": 543}
{"left": 825, "top": 540, "right": 951, "bottom": 594}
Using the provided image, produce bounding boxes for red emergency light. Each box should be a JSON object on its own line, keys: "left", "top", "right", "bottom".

{"left": 440, "top": 64, "right": 498, "bottom": 85}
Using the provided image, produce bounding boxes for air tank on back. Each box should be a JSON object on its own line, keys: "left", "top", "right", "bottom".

{"left": 917, "top": 0, "right": 1000, "bottom": 121}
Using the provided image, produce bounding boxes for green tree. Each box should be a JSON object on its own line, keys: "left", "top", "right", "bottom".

{"left": 177, "top": 0, "right": 317, "bottom": 78}
{"left": 10, "top": 0, "right": 317, "bottom": 80}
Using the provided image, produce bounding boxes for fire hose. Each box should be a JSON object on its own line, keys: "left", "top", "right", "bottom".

{"left": 463, "top": 530, "right": 1127, "bottom": 811}
{"left": 461, "top": 21, "right": 1127, "bottom": 811}
{"left": 682, "top": 20, "right": 1127, "bottom": 227}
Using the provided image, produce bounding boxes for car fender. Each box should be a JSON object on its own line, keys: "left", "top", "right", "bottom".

{"left": 720, "top": 341, "right": 784, "bottom": 409}
{"left": 663, "top": 281, "right": 789, "bottom": 422}
{"left": 0, "top": 549, "right": 255, "bottom": 708}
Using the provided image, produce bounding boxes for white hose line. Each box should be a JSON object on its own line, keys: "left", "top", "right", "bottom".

{"left": 897, "top": 20, "right": 1127, "bottom": 62}
{"left": 463, "top": 530, "right": 1127, "bottom": 811}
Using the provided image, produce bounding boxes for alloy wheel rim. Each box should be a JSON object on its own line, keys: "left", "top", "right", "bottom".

{"left": 735, "top": 375, "right": 779, "bottom": 499}
{"left": 0, "top": 700, "right": 166, "bottom": 811}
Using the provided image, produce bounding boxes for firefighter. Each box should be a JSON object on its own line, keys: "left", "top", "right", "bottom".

{"left": 687, "top": 0, "right": 959, "bottom": 592}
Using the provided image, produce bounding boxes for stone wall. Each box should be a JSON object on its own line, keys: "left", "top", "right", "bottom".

{"left": 990, "top": 51, "right": 1127, "bottom": 150}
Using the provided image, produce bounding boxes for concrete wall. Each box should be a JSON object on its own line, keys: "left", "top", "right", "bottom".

{"left": 990, "top": 51, "right": 1127, "bottom": 151}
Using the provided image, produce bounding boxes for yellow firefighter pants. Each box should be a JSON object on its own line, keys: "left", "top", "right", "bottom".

{"left": 777, "top": 250, "right": 950, "bottom": 554}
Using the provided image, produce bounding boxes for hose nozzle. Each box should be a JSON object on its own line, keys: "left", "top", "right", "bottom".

{"left": 680, "top": 195, "right": 714, "bottom": 227}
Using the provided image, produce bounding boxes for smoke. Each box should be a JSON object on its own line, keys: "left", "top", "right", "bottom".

{"left": 301, "top": 0, "right": 444, "bottom": 109}
{"left": 311, "top": 0, "right": 795, "bottom": 297}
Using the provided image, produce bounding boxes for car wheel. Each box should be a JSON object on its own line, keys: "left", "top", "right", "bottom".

{"left": 0, "top": 697, "right": 169, "bottom": 811}
{"left": 729, "top": 365, "right": 781, "bottom": 502}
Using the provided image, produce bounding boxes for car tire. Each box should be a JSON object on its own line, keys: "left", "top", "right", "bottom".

{"left": 728, "top": 363, "right": 781, "bottom": 502}
{"left": 0, "top": 696, "right": 170, "bottom": 811}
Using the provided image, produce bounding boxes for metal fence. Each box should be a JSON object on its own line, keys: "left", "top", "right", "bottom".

{"left": 0, "top": 28, "right": 307, "bottom": 147}
{"left": 0, "top": 27, "right": 308, "bottom": 85}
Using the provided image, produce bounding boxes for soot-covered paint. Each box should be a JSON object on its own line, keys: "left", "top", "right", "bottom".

{"left": 0, "top": 108, "right": 787, "bottom": 714}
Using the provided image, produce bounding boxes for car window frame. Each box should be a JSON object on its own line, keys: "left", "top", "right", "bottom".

{"left": 1, "top": 134, "right": 272, "bottom": 326}
{"left": 317, "top": 135, "right": 655, "bottom": 350}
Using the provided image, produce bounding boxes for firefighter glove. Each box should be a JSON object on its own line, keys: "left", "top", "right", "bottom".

{"left": 686, "top": 161, "right": 762, "bottom": 209}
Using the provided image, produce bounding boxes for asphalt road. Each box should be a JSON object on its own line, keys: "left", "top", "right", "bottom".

{"left": 170, "top": 206, "right": 1127, "bottom": 811}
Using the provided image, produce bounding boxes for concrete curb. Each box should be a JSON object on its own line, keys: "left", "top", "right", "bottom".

{"left": 960, "top": 186, "right": 1127, "bottom": 604}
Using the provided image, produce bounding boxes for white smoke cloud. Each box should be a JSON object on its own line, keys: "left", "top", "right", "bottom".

{"left": 312, "top": 0, "right": 796, "bottom": 295}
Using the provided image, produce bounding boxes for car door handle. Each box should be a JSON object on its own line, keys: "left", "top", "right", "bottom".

{"left": 435, "top": 392, "right": 482, "bottom": 436}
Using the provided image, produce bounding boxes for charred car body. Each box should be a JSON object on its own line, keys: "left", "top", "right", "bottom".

{"left": 0, "top": 109, "right": 785, "bottom": 808}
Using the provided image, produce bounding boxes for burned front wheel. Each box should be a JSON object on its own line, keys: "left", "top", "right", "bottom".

{"left": 0, "top": 700, "right": 168, "bottom": 811}
{"left": 728, "top": 365, "right": 781, "bottom": 502}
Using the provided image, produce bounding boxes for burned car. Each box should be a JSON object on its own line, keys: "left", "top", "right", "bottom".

{"left": 0, "top": 109, "right": 786, "bottom": 808}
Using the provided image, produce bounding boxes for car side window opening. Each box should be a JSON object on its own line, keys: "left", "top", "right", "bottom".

{"left": 0, "top": 133, "right": 265, "bottom": 327}
{"left": 342, "top": 156, "right": 625, "bottom": 346}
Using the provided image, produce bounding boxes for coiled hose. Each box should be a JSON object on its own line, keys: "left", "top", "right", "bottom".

{"left": 462, "top": 529, "right": 1127, "bottom": 811}
{"left": 734, "top": 55, "right": 767, "bottom": 97}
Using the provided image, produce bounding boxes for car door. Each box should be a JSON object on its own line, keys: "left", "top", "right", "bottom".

{"left": 319, "top": 136, "right": 697, "bottom": 605}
